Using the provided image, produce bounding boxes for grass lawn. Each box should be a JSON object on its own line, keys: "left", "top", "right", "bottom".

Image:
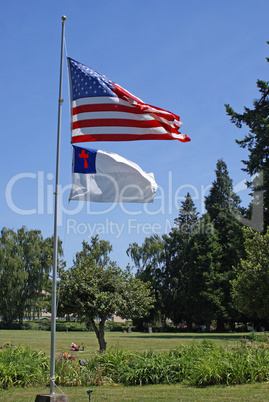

{"left": 0, "top": 330, "right": 250, "bottom": 359}
{"left": 1, "top": 383, "right": 269, "bottom": 401}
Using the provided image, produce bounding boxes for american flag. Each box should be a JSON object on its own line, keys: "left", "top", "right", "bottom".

{"left": 68, "top": 58, "right": 190, "bottom": 143}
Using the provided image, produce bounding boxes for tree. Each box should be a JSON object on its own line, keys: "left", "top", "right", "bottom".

{"left": 163, "top": 193, "right": 199, "bottom": 329}
{"left": 126, "top": 234, "right": 166, "bottom": 326}
{"left": 16, "top": 228, "right": 62, "bottom": 321}
{"left": 0, "top": 226, "right": 59, "bottom": 326}
{"left": 187, "top": 213, "right": 222, "bottom": 330}
{"left": 204, "top": 159, "right": 245, "bottom": 330}
{"left": 127, "top": 194, "right": 201, "bottom": 329}
{"left": 58, "top": 236, "right": 154, "bottom": 351}
{"left": 225, "top": 45, "right": 269, "bottom": 231}
{"left": 232, "top": 227, "right": 269, "bottom": 327}
{"left": 0, "top": 228, "right": 27, "bottom": 327}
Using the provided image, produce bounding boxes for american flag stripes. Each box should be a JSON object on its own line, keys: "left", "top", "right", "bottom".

{"left": 68, "top": 58, "right": 190, "bottom": 143}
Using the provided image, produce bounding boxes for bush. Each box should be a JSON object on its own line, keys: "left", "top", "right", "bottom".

{"left": 22, "top": 320, "right": 91, "bottom": 332}
{"left": 105, "top": 321, "right": 132, "bottom": 332}
{"left": 0, "top": 345, "right": 49, "bottom": 388}
{"left": 0, "top": 321, "right": 23, "bottom": 330}
{"left": 21, "top": 320, "right": 51, "bottom": 331}
{"left": 2, "top": 340, "right": 269, "bottom": 389}
{"left": 247, "top": 331, "right": 269, "bottom": 343}
{"left": 81, "top": 340, "right": 269, "bottom": 387}
{"left": 55, "top": 320, "right": 89, "bottom": 332}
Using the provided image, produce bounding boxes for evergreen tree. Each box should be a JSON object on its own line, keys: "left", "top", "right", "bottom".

{"left": 187, "top": 213, "right": 221, "bottom": 330}
{"left": 128, "top": 194, "right": 199, "bottom": 328}
{"left": 225, "top": 45, "right": 269, "bottom": 231}
{"left": 164, "top": 193, "right": 199, "bottom": 329}
{"left": 204, "top": 160, "right": 245, "bottom": 330}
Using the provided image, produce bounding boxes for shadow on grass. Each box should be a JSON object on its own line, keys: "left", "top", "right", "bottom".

{"left": 129, "top": 333, "right": 244, "bottom": 341}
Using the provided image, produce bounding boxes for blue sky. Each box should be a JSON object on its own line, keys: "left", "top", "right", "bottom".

{"left": 1, "top": 0, "right": 269, "bottom": 269}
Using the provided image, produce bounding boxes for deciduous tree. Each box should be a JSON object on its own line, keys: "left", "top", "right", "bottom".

{"left": 0, "top": 226, "right": 59, "bottom": 326}
{"left": 127, "top": 234, "right": 165, "bottom": 326}
{"left": 232, "top": 227, "right": 269, "bottom": 326}
{"left": 58, "top": 236, "right": 154, "bottom": 351}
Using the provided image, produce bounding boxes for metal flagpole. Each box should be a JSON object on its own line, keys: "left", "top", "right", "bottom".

{"left": 50, "top": 15, "right": 66, "bottom": 395}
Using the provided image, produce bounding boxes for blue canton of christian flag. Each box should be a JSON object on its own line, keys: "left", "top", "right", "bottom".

{"left": 70, "top": 145, "right": 157, "bottom": 203}
{"left": 73, "top": 147, "right": 97, "bottom": 173}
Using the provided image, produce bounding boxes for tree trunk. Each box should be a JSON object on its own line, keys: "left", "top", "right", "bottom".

{"left": 6, "top": 318, "right": 12, "bottom": 329}
{"left": 216, "top": 318, "right": 225, "bottom": 332}
{"left": 89, "top": 317, "right": 107, "bottom": 351}
{"left": 230, "top": 321, "right": 235, "bottom": 331}
{"left": 187, "top": 320, "right": 192, "bottom": 332}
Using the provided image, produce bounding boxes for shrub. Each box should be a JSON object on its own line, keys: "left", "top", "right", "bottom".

{"left": 0, "top": 346, "right": 49, "bottom": 389}
{"left": 55, "top": 355, "right": 90, "bottom": 386}
{"left": 105, "top": 321, "right": 133, "bottom": 332}
{"left": 188, "top": 341, "right": 269, "bottom": 386}
{"left": 247, "top": 331, "right": 269, "bottom": 343}
{"left": 81, "top": 340, "right": 269, "bottom": 387}
{"left": 1, "top": 340, "right": 269, "bottom": 389}
{"left": 56, "top": 321, "right": 89, "bottom": 332}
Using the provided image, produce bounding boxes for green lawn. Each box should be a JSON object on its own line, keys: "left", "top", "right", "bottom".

{"left": 1, "top": 383, "right": 269, "bottom": 401}
{"left": 0, "top": 330, "right": 249, "bottom": 359}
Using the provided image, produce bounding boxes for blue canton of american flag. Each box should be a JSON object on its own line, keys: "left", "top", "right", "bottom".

{"left": 68, "top": 57, "right": 190, "bottom": 143}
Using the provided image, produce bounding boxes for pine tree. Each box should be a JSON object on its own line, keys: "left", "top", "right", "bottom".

{"left": 225, "top": 44, "right": 269, "bottom": 232}
{"left": 204, "top": 160, "right": 245, "bottom": 330}
{"left": 187, "top": 213, "right": 221, "bottom": 331}
{"left": 164, "top": 193, "right": 199, "bottom": 328}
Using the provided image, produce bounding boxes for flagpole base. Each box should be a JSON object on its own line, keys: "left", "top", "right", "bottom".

{"left": 35, "top": 394, "right": 69, "bottom": 402}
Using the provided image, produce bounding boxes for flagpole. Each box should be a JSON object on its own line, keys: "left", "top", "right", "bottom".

{"left": 50, "top": 15, "right": 66, "bottom": 395}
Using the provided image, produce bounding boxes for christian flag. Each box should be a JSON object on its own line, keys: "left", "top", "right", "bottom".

{"left": 68, "top": 58, "right": 190, "bottom": 143}
{"left": 69, "top": 145, "right": 157, "bottom": 203}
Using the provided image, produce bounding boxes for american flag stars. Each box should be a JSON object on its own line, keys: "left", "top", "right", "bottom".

{"left": 69, "top": 60, "right": 115, "bottom": 100}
